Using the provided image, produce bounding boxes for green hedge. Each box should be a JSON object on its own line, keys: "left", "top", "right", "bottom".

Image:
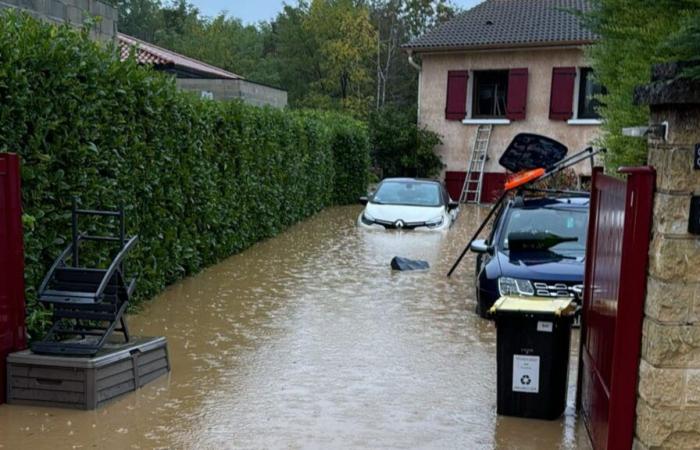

{"left": 0, "top": 12, "right": 369, "bottom": 337}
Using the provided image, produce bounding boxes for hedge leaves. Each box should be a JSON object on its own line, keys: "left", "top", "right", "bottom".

{"left": 0, "top": 12, "right": 369, "bottom": 337}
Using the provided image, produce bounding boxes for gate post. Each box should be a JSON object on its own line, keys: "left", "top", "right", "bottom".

{"left": 0, "top": 153, "right": 27, "bottom": 405}
{"left": 633, "top": 63, "right": 700, "bottom": 449}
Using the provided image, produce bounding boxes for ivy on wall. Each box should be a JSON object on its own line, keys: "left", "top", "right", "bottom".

{"left": 0, "top": 12, "right": 370, "bottom": 337}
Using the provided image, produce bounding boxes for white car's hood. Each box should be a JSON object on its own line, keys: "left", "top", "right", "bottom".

{"left": 365, "top": 203, "right": 444, "bottom": 223}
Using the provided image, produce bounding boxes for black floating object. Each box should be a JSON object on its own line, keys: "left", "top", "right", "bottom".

{"left": 391, "top": 256, "right": 430, "bottom": 271}
{"left": 498, "top": 133, "right": 568, "bottom": 173}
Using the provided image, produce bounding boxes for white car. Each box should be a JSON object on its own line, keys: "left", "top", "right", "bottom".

{"left": 357, "top": 178, "right": 459, "bottom": 231}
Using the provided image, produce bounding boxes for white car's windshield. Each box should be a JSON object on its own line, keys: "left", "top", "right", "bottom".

{"left": 501, "top": 206, "right": 588, "bottom": 253}
{"left": 373, "top": 181, "right": 442, "bottom": 207}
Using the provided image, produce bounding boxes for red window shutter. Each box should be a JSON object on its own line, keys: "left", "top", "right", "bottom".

{"left": 445, "top": 70, "right": 468, "bottom": 120}
{"left": 549, "top": 67, "right": 577, "bottom": 120}
{"left": 506, "top": 68, "right": 528, "bottom": 121}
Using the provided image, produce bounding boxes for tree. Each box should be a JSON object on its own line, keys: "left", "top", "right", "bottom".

{"left": 370, "top": 0, "right": 457, "bottom": 110}
{"left": 582, "top": 0, "right": 698, "bottom": 169}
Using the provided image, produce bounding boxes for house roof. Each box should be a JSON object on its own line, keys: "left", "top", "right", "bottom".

{"left": 118, "top": 33, "right": 243, "bottom": 80}
{"left": 404, "top": 0, "right": 596, "bottom": 52}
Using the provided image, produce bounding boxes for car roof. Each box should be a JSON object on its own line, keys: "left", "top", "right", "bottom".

{"left": 512, "top": 196, "right": 590, "bottom": 208}
{"left": 381, "top": 177, "right": 440, "bottom": 184}
{"left": 380, "top": 177, "right": 440, "bottom": 184}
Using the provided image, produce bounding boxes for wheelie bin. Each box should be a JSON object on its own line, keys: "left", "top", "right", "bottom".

{"left": 490, "top": 296, "right": 576, "bottom": 420}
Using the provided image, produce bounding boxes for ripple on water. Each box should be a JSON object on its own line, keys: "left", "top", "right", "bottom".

{"left": 0, "top": 205, "right": 590, "bottom": 450}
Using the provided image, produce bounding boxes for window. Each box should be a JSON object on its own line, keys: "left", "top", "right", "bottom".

{"left": 550, "top": 67, "right": 606, "bottom": 123}
{"left": 372, "top": 181, "right": 442, "bottom": 207}
{"left": 473, "top": 70, "right": 508, "bottom": 118}
{"left": 577, "top": 68, "right": 605, "bottom": 119}
{"left": 501, "top": 206, "right": 588, "bottom": 254}
{"left": 447, "top": 68, "right": 528, "bottom": 123}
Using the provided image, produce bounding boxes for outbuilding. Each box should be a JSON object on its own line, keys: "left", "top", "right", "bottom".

{"left": 118, "top": 33, "right": 288, "bottom": 108}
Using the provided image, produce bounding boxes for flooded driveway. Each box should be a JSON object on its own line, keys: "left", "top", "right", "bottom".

{"left": 0, "top": 205, "right": 591, "bottom": 449}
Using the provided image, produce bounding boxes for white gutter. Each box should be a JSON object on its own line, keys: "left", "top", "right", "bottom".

{"left": 407, "top": 50, "right": 422, "bottom": 122}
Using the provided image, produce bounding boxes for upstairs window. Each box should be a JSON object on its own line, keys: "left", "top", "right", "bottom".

{"left": 577, "top": 68, "right": 605, "bottom": 119}
{"left": 550, "top": 67, "right": 606, "bottom": 122}
{"left": 446, "top": 68, "right": 528, "bottom": 122}
{"left": 473, "top": 70, "right": 508, "bottom": 118}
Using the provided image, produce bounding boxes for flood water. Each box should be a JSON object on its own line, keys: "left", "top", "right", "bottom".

{"left": 0, "top": 205, "right": 591, "bottom": 450}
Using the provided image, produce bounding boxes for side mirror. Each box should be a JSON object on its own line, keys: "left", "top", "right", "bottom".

{"left": 470, "top": 239, "right": 491, "bottom": 254}
{"left": 448, "top": 200, "right": 459, "bottom": 210}
{"left": 359, "top": 196, "right": 369, "bottom": 205}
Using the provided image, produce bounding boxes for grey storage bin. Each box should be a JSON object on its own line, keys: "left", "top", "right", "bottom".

{"left": 6, "top": 336, "right": 169, "bottom": 409}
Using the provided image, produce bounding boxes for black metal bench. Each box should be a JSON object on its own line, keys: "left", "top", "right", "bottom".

{"left": 31, "top": 199, "right": 138, "bottom": 356}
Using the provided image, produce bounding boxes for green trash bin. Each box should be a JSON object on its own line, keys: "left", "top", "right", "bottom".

{"left": 490, "top": 296, "right": 576, "bottom": 420}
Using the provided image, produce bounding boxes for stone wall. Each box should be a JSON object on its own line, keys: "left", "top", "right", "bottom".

{"left": 0, "top": 0, "right": 116, "bottom": 41}
{"left": 634, "top": 62, "right": 700, "bottom": 450}
{"left": 176, "top": 78, "right": 288, "bottom": 109}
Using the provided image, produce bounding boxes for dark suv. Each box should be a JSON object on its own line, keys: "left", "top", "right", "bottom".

{"left": 469, "top": 195, "right": 589, "bottom": 318}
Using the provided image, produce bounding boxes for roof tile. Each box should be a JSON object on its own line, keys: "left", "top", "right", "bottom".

{"left": 118, "top": 33, "right": 242, "bottom": 80}
{"left": 405, "top": 0, "right": 596, "bottom": 51}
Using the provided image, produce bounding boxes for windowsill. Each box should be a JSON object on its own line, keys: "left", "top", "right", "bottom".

{"left": 461, "top": 118, "right": 511, "bottom": 125}
{"left": 567, "top": 118, "right": 602, "bottom": 125}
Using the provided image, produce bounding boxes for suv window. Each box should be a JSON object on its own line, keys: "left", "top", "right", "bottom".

{"left": 500, "top": 205, "right": 588, "bottom": 253}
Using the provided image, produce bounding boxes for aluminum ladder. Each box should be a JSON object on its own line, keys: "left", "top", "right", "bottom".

{"left": 459, "top": 124, "right": 492, "bottom": 204}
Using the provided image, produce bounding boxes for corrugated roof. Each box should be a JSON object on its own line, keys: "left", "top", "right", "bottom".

{"left": 118, "top": 33, "right": 242, "bottom": 80}
{"left": 404, "top": 0, "right": 596, "bottom": 51}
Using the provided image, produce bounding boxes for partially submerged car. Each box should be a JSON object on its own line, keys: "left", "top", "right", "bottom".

{"left": 470, "top": 194, "right": 588, "bottom": 318}
{"left": 358, "top": 178, "right": 458, "bottom": 231}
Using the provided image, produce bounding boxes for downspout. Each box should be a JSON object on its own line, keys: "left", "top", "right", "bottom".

{"left": 407, "top": 50, "right": 422, "bottom": 122}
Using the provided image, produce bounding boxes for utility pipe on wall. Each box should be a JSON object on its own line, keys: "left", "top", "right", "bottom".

{"left": 407, "top": 51, "right": 422, "bottom": 122}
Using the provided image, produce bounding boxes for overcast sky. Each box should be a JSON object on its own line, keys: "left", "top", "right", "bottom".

{"left": 189, "top": 1, "right": 483, "bottom": 24}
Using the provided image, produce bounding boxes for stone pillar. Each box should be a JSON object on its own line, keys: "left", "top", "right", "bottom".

{"left": 633, "top": 62, "right": 700, "bottom": 449}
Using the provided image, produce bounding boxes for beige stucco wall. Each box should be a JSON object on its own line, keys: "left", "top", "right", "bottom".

{"left": 417, "top": 47, "right": 601, "bottom": 176}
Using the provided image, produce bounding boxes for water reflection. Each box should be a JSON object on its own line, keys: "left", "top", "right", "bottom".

{"left": 0, "top": 205, "right": 590, "bottom": 449}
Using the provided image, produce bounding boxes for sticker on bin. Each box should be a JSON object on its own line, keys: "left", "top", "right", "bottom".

{"left": 537, "top": 321, "right": 553, "bottom": 332}
{"left": 513, "top": 355, "right": 540, "bottom": 394}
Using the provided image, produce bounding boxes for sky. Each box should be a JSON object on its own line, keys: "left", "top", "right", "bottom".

{"left": 189, "top": 1, "right": 483, "bottom": 24}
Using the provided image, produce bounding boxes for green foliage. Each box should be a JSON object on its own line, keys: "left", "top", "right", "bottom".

{"left": 113, "top": 0, "right": 459, "bottom": 115}
{"left": 369, "top": 107, "right": 443, "bottom": 178}
{"left": 0, "top": 12, "right": 369, "bottom": 338}
{"left": 582, "top": 0, "right": 698, "bottom": 170}
{"left": 663, "top": 10, "right": 700, "bottom": 79}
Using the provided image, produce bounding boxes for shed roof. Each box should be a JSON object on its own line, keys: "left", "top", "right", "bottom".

{"left": 404, "top": 0, "right": 596, "bottom": 52}
{"left": 118, "top": 33, "right": 243, "bottom": 80}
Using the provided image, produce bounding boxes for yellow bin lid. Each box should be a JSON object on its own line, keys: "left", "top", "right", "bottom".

{"left": 489, "top": 296, "right": 576, "bottom": 317}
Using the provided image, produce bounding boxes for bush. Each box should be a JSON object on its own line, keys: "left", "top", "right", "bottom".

{"left": 369, "top": 107, "right": 443, "bottom": 179}
{"left": 0, "top": 12, "right": 369, "bottom": 337}
{"left": 582, "top": 1, "right": 697, "bottom": 170}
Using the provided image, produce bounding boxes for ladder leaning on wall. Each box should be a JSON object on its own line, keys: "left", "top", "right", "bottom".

{"left": 459, "top": 124, "right": 493, "bottom": 204}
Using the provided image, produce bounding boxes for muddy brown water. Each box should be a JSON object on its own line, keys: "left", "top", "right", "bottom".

{"left": 0, "top": 205, "right": 591, "bottom": 450}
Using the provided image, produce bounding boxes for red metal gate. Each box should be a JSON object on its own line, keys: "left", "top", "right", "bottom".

{"left": 0, "top": 153, "right": 27, "bottom": 404}
{"left": 579, "top": 166, "right": 655, "bottom": 450}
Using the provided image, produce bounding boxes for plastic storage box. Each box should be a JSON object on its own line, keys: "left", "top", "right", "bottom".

{"left": 6, "top": 336, "right": 169, "bottom": 410}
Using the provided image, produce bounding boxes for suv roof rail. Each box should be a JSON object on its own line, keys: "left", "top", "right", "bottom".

{"left": 521, "top": 188, "right": 590, "bottom": 197}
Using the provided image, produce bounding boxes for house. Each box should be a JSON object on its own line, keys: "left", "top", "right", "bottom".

{"left": 118, "top": 33, "right": 288, "bottom": 108}
{"left": 403, "top": 0, "right": 601, "bottom": 202}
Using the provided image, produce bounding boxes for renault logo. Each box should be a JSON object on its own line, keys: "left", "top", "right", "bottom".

{"left": 395, "top": 220, "right": 405, "bottom": 229}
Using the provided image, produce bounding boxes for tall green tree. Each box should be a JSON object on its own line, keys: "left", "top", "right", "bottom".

{"left": 370, "top": 0, "right": 456, "bottom": 109}
{"left": 583, "top": 0, "right": 698, "bottom": 169}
